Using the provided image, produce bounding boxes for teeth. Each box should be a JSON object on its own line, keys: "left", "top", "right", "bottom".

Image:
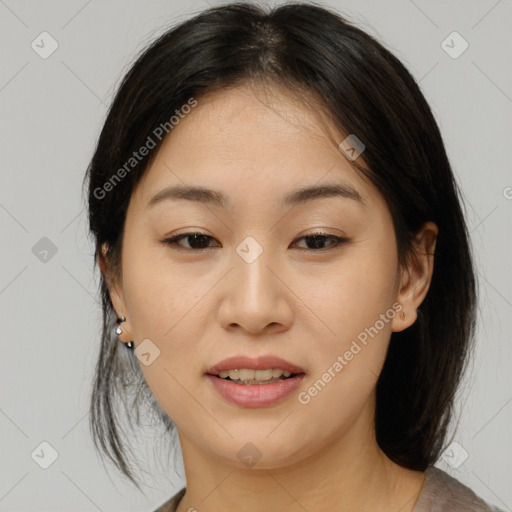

{"left": 218, "top": 369, "right": 294, "bottom": 381}
{"left": 254, "top": 369, "right": 273, "bottom": 380}
{"left": 239, "top": 369, "right": 254, "bottom": 380}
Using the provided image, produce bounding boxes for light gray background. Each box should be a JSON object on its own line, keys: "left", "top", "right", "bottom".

{"left": 1, "top": 0, "right": 511, "bottom": 511}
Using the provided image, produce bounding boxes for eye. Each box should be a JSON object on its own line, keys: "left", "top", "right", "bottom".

{"left": 292, "top": 232, "right": 349, "bottom": 251}
{"left": 162, "top": 232, "right": 219, "bottom": 251}
{"left": 161, "top": 231, "right": 349, "bottom": 252}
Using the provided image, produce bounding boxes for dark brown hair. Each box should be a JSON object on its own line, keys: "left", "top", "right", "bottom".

{"left": 84, "top": 1, "right": 477, "bottom": 490}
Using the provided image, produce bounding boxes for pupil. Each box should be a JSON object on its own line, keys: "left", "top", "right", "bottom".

{"left": 307, "top": 235, "right": 328, "bottom": 249}
{"left": 189, "top": 234, "right": 209, "bottom": 249}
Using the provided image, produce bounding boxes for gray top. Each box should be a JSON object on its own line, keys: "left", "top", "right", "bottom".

{"left": 154, "top": 465, "right": 505, "bottom": 512}
{"left": 412, "top": 466, "right": 504, "bottom": 511}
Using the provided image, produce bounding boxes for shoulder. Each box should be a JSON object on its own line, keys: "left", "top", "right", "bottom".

{"left": 153, "top": 471, "right": 506, "bottom": 512}
{"left": 414, "top": 465, "right": 505, "bottom": 512}
{"left": 153, "top": 487, "right": 186, "bottom": 512}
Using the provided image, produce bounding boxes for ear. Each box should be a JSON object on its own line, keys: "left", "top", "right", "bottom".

{"left": 98, "top": 243, "right": 133, "bottom": 342}
{"left": 392, "top": 221, "right": 438, "bottom": 332}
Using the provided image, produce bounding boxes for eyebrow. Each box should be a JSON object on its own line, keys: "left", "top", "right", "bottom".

{"left": 146, "top": 182, "right": 366, "bottom": 210}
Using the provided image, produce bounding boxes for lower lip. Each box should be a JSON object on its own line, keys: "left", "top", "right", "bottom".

{"left": 205, "top": 374, "right": 306, "bottom": 407}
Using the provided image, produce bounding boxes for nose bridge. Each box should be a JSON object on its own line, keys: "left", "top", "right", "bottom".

{"left": 233, "top": 235, "right": 277, "bottom": 298}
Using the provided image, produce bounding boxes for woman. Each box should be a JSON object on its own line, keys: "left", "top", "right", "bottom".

{"left": 84, "top": 2, "right": 505, "bottom": 511}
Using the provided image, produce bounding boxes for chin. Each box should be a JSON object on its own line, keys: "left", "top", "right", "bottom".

{"left": 208, "top": 435, "right": 314, "bottom": 470}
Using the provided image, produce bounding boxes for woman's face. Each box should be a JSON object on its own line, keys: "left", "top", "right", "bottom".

{"left": 106, "top": 82, "right": 415, "bottom": 468}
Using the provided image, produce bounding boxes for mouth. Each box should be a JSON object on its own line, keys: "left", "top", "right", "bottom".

{"left": 206, "top": 368, "right": 306, "bottom": 385}
{"left": 204, "top": 355, "right": 306, "bottom": 406}
{"left": 205, "top": 355, "right": 306, "bottom": 386}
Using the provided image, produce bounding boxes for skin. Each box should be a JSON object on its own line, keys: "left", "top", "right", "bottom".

{"left": 100, "top": 81, "right": 438, "bottom": 512}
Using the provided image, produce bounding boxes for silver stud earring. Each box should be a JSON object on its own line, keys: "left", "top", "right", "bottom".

{"left": 115, "top": 316, "right": 125, "bottom": 335}
{"left": 115, "top": 316, "right": 134, "bottom": 349}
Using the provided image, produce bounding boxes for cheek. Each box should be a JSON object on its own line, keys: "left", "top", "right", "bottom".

{"left": 293, "top": 279, "right": 395, "bottom": 447}
{"left": 121, "top": 236, "right": 209, "bottom": 340}
{"left": 120, "top": 237, "right": 211, "bottom": 397}
{"left": 301, "top": 244, "right": 398, "bottom": 342}
{"left": 297, "top": 243, "right": 398, "bottom": 402}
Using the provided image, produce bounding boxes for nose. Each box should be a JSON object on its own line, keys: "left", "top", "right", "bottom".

{"left": 217, "top": 240, "right": 294, "bottom": 335}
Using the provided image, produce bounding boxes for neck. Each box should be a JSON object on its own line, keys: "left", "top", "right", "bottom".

{"left": 174, "top": 401, "right": 425, "bottom": 512}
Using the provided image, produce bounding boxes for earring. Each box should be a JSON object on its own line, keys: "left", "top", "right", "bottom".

{"left": 115, "top": 315, "right": 125, "bottom": 335}
{"left": 115, "top": 316, "right": 134, "bottom": 349}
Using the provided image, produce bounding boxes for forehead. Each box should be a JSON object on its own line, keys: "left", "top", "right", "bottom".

{"left": 133, "top": 82, "right": 382, "bottom": 213}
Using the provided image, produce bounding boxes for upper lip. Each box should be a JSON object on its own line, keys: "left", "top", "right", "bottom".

{"left": 206, "top": 355, "right": 305, "bottom": 375}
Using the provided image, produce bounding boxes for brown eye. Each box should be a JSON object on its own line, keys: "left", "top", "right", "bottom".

{"left": 163, "top": 232, "right": 219, "bottom": 251}
{"left": 292, "top": 232, "right": 348, "bottom": 251}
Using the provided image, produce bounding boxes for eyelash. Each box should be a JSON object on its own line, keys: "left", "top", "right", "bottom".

{"left": 161, "top": 231, "right": 349, "bottom": 253}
